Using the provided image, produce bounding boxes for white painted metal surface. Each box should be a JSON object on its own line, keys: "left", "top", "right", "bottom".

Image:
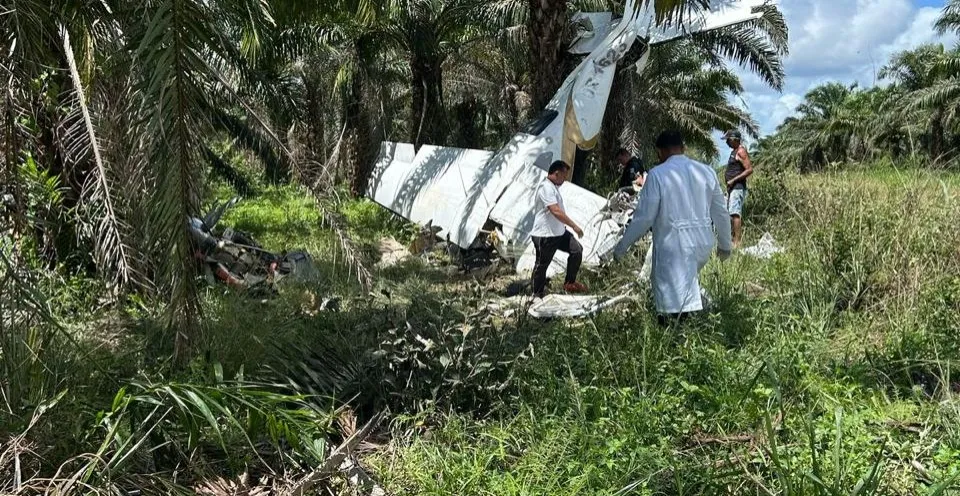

{"left": 368, "top": 144, "right": 495, "bottom": 248}
{"left": 647, "top": 0, "right": 767, "bottom": 45}
{"left": 568, "top": 13, "right": 615, "bottom": 55}
{"left": 365, "top": 0, "right": 774, "bottom": 278}
{"left": 570, "top": 0, "right": 641, "bottom": 143}
{"left": 367, "top": 141, "right": 415, "bottom": 205}
{"left": 367, "top": 136, "right": 556, "bottom": 249}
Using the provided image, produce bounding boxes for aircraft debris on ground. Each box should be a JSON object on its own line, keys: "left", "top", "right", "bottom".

{"left": 742, "top": 232, "right": 785, "bottom": 259}
{"left": 188, "top": 197, "right": 319, "bottom": 295}
{"left": 366, "top": 0, "right": 771, "bottom": 283}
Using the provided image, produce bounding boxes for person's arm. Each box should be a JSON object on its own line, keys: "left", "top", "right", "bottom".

{"left": 727, "top": 147, "right": 753, "bottom": 188}
{"left": 634, "top": 171, "right": 647, "bottom": 188}
{"left": 614, "top": 173, "right": 660, "bottom": 259}
{"left": 547, "top": 204, "right": 583, "bottom": 237}
{"left": 711, "top": 178, "right": 733, "bottom": 256}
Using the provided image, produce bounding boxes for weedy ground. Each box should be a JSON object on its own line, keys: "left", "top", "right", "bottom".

{"left": 2, "top": 167, "right": 960, "bottom": 495}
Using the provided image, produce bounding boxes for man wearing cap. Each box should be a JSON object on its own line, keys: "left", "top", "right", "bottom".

{"left": 723, "top": 130, "right": 753, "bottom": 248}
{"left": 611, "top": 130, "right": 732, "bottom": 322}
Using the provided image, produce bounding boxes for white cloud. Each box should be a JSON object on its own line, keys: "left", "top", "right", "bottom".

{"left": 709, "top": 0, "right": 958, "bottom": 160}
{"left": 885, "top": 6, "right": 955, "bottom": 54}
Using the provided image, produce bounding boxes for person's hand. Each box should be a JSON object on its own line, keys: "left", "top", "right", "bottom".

{"left": 726, "top": 180, "right": 734, "bottom": 189}
{"left": 573, "top": 226, "right": 584, "bottom": 238}
{"left": 717, "top": 248, "right": 732, "bottom": 261}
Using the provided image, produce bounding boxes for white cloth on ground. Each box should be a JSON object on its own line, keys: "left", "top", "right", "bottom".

{"left": 742, "top": 232, "right": 784, "bottom": 259}
{"left": 613, "top": 154, "right": 732, "bottom": 314}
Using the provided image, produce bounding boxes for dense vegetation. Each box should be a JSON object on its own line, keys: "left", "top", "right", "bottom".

{"left": 2, "top": 0, "right": 960, "bottom": 494}
{"left": 754, "top": 4, "right": 960, "bottom": 172}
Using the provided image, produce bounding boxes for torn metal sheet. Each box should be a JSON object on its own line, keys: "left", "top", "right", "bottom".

{"left": 742, "top": 232, "right": 784, "bottom": 259}
{"left": 569, "top": 12, "right": 615, "bottom": 55}
{"left": 488, "top": 292, "right": 634, "bottom": 319}
{"left": 528, "top": 293, "right": 634, "bottom": 319}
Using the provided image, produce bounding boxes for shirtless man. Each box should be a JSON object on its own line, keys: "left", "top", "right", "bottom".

{"left": 723, "top": 130, "right": 753, "bottom": 248}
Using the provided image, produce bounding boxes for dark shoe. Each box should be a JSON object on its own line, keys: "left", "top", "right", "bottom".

{"left": 563, "top": 282, "right": 588, "bottom": 294}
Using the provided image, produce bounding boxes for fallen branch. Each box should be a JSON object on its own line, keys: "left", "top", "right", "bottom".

{"left": 287, "top": 410, "right": 386, "bottom": 496}
{"left": 691, "top": 433, "right": 756, "bottom": 446}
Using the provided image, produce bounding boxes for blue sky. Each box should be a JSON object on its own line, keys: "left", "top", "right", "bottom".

{"left": 710, "top": 0, "right": 957, "bottom": 160}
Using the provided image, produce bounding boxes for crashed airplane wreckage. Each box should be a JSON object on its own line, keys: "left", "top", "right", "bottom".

{"left": 368, "top": 0, "right": 771, "bottom": 277}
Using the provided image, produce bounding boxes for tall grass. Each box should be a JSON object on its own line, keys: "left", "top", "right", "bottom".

{"left": 368, "top": 168, "right": 960, "bottom": 494}
{"left": 3, "top": 170, "right": 959, "bottom": 494}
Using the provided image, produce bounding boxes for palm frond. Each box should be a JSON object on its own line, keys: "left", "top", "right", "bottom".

{"left": 133, "top": 0, "right": 215, "bottom": 360}
{"left": 692, "top": 15, "right": 786, "bottom": 90}
{"left": 61, "top": 26, "right": 138, "bottom": 291}
{"left": 936, "top": 0, "right": 960, "bottom": 35}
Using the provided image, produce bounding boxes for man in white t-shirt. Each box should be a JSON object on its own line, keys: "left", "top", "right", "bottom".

{"left": 531, "top": 160, "right": 587, "bottom": 298}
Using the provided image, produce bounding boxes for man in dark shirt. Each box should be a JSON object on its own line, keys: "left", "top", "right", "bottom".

{"left": 616, "top": 148, "right": 646, "bottom": 191}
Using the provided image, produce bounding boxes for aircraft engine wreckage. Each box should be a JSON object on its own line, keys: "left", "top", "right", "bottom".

{"left": 368, "top": 0, "right": 772, "bottom": 278}
{"left": 188, "top": 198, "right": 318, "bottom": 293}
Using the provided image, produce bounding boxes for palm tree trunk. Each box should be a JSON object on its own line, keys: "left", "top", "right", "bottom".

{"left": 345, "top": 60, "right": 373, "bottom": 197}
{"left": 304, "top": 75, "right": 326, "bottom": 166}
{"left": 528, "top": 0, "right": 568, "bottom": 111}
{"left": 409, "top": 51, "right": 446, "bottom": 148}
{"left": 454, "top": 95, "right": 481, "bottom": 148}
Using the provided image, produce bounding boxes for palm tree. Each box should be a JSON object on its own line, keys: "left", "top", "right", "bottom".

{"left": 380, "top": 0, "right": 485, "bottom": 149}
{"left": 288, "top": 0, "right": 384, "bottom": 195}
{"left": 881, "top": 44, "right": 953, "bottom": 162}
{"left": 528, "top": 0, "right": 572, "bottom": 111}
{"left": 4, "top": 0, "right": 293, "bottom": 362}
{"left": 612, "top": 42, "right": 761, "bottom": 161}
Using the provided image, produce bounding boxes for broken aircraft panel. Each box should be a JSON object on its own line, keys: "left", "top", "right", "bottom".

{"left": 368, "top": 142, "right": 496, "bottom": 249}
{"left": 365, "top": 0, "right": 775, "bottom": 277}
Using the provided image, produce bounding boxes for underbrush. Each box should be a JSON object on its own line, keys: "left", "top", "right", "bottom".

{"left": 368, "top": 168, "right": 960, "bottom": 495}
{"left": 3, "top": 169, "right": 960, "bottom": 494}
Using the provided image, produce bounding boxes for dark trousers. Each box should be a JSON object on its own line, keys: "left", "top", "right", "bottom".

{"left": 531, "top": 231, "right": 582, "bottom": 297}
{"left": 657, "top": 313, "right": 692, "bottom": 327}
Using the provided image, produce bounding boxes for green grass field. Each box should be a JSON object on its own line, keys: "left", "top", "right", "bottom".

{"left": 345, "top": 169, "right": 960, "bottom": 495}
{"left": 4, "top": 168, "right": 960, "bottom": 494}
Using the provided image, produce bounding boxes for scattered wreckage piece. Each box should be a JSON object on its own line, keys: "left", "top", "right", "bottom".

{"left": 488, "top": 291, "right": 635, "bottom": 319}
{"left": 188, "top": 198, "right": 318, "bottom": 293}
{"left": 528, "top": 293, "right": 635, "bottom": 319}
{"left": 742, "top": 232, "right": 785, "bottom": 259}
{"left": 365, "top": 0, "right": 773, "bottom": 282}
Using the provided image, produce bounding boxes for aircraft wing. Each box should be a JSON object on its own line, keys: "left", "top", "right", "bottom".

{"left": 367, "top": 135, "right": 552, "bottom": 249}
{"left": 646, "top": 0, "right": 769, "bottom": 45}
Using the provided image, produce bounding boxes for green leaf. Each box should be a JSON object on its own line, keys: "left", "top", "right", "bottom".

{"left": 112, "top": 387, "right": 128, "bottom": 412}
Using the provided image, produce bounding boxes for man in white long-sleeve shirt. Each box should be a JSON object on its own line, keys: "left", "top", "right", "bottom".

{"left": 612, "top": 130, "right": 732, "bottom": 321}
